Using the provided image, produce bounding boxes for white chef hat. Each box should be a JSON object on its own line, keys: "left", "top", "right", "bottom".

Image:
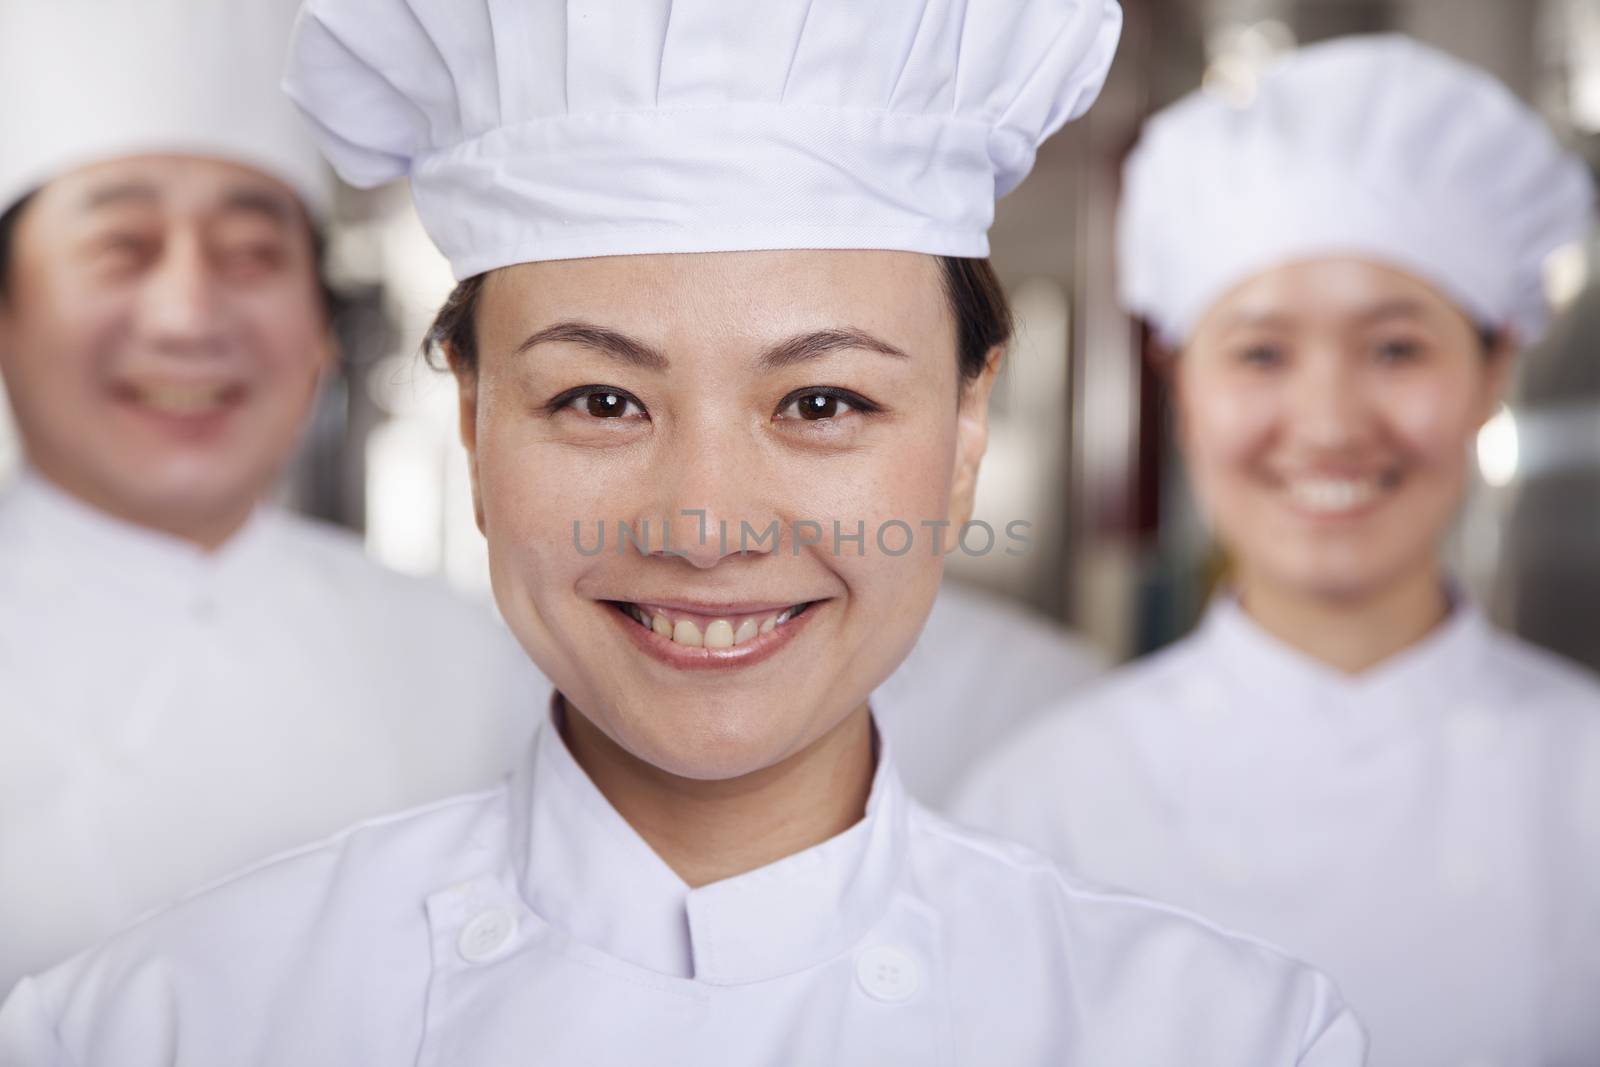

{"left": 1119, "top": 34, "right": 1595, "bottom": 347}
{"left": 283, "top": 0, "right": 1122, "bottom": 278}
{"left": 0, "top": 0, "right": 331, "bottom": 220}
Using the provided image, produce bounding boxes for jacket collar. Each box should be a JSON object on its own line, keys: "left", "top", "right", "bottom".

{"left": 505, "top": 699, "right": 910, "bottom": 985}
{"left": 0, "top": 467, "right": 278, "bottom": 607}
{"left": 1192, "top": 587, "right": 1493, "bottom": 742}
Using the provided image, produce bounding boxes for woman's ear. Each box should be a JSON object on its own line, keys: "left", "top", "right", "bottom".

{"left": 1155, "top": 340, "right": 1192, "bottom": 448}
{"left": 1478, "top": 327, "right": 1518, "bottom": 428}
{"left": 448, "top": 344, "right": 487, "bottom": 535}
{"left": 946, "top": 346, "right": 1003, "bottom": 531}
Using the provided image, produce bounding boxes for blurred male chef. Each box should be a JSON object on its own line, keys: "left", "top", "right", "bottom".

{"left": 0, "top": 0, "right": 545, "bottom": 993}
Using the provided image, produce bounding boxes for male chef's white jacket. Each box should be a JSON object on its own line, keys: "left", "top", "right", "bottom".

{"left": 874, "top": 580, "right": 1106, "bottom": 809}
{"left": 0, "top": 471, "right": 547, "bottom": 993}
{"left": 0, "top": 708, "right": 1368, "bottom": 1066}
{"left": 956, "top": 596, "right": 1600, "bottom": 1067}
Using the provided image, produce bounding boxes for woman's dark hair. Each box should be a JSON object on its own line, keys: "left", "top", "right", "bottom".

{"left": 0, "top": 193, "right": 36, "bottom": 299}
{"left": 426, "top": 256, "right": 1014, "bottom": 387}
{"left": 1477, "top": 325, "right": 1504, "bottom": 355}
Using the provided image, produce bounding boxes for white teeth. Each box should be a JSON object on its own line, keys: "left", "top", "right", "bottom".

{"left": 134, "top": 383, "right": 229, "bottom": 415}
{"left": 1288, "top": 477, "right": 1381, "bottom": 515}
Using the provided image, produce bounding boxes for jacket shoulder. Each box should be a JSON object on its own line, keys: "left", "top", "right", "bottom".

{"left": 1480, "top": 628, "right": 1600, "bottom": 708}
{"left": 20, "top": 786, "right": 509, "bottom": 1032}
{"left": 268, "top": 512, "right": 480, "bottom": 609}
{"left": 908, "top": 807, "right": 1367, "bottom": 1062}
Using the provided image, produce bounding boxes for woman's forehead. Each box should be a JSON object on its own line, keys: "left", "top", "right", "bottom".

{"left": 1200, "top": 257, "right": 1469, "bottom": 333}
{"left": 480, "top": 249, "right": 951, "bottom": 356}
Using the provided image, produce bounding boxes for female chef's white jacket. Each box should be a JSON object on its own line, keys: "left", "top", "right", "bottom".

{"left": 0, "top": 709, "right": 1368, "bottom": 1066}
{"left": 0, "top": 472, "right": 547, "bottom": 993}
{"left": 956, "top": 596, "right": 1600, "bottom": 1067}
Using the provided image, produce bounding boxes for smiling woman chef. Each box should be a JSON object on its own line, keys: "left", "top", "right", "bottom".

{"left": 956, "top": 35, "right": 1600, "bottom": 1067}
{"left": 0, "top": 1, "right": 1371, "bottom": 1063}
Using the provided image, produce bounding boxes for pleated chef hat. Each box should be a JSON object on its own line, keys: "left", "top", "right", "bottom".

{"left": 284, "top": 0, "right": 1123, "bottom": 278}
{"left": 1119, "top": 34, "right": 1595, "bottom": 347}
{"left": 0, "top": 0, "right": 331, "bottom": 218}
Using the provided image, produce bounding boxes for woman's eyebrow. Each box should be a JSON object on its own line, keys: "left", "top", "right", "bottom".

{"left": 516, "top": 321, "right": 669, "bottom": 369}
{"left": 1356, "top": 299, "right": 1429, "bottom": 324}
{"left": 1223, "top": 309, "right": 1293, "bottom": 331}
{"left": 515, "top": 322, "right": 910, "bottom": 370}
{"left": 756, "top": 328, "right": 910, "bottom": 370}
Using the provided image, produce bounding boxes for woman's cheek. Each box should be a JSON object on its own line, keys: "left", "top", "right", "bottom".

{"left": 479, "top": 445, "right": 553, "bottom": 542}
{"left": 885, "top": 424, "right": 959, "bottom": 541}
{"left": 1380, "top": 379, "right": 1480, "bottom": 469}
{"left": 477, "top": 405, "right": 625, "bottom": 537}
{"left": 1185, "top": 383, "right": 1275, "bottom": 496}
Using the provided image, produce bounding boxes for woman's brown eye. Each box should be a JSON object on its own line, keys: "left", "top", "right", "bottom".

{"left": 1375, "top": 339, "right": 1422, "bottom": 364}
{"left": 549, "top": 386, "right": 645, "bottom": 420}
{"left": 797, "top": 394, "right": 840, "bottom": 420}
{"left": 1240, "top": 344, "right": 1283, "bottom": 368}
{"left": 774, "top": 387, "right": 878, "bottom": 424}
{"left": 586, "top": 392, "right": 629, "bottom": 418}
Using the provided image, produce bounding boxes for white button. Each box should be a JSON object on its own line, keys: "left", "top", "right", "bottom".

{"left": 458, "top": 908, "right": 516, "bottom": 964}
{"left": 855, "top": 945, "right": 920, "bottom": 1003}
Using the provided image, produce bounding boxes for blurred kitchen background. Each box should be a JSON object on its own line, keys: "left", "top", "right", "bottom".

{"left": 2, "top": 0, "right": 1593, "bottom": 671}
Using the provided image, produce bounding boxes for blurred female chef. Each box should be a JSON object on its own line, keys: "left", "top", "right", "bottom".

{"left": 956, "top": 35, "right": 1600, "bottom": 1067}
{"left": 0, "top": 0, "right": 548, "bottom": 995}
{"left": 0, "top": 1, "right": 1371, "bottom": 1063}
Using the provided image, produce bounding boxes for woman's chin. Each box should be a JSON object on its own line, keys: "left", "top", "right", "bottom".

{"left": 577, "top": 698, "right": 832, "bottom": 783}
{"left": 1255, "top": 554, "right": 1418, "bottom": 607}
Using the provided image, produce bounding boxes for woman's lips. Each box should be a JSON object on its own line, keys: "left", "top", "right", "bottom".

{"left": 607, "top": 598, "right": 820, "bottom": 671}
{"left": 1273, "top": 469, "right": 1402, "bottom": 520}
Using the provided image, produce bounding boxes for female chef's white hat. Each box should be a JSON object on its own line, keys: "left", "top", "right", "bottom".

{"left": 1119, "top": 34, "right": 1595, "bottom": 348}
{"left": 283, "top": 0, "right": 1123, "bottom": 279}
{"left": 0, "top": 0, "right": 331, "bottom": 218}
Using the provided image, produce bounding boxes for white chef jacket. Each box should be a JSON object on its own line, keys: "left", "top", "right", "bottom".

{"left": 0, "top": 471, "right": 548, "bottom": 994}
{"left": 954, "top": 596, "right": 1600, "bottom": 1067}
{"left": 874, "top": 580, "right": 1106, "bottom": 809}
{"left": 0, "top": 709, "right": 1368, "bottom": 1066}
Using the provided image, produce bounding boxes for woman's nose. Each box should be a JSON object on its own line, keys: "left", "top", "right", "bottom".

{"left": 1288, "top": 349, "right": 1369, "bottom": 450}
{"left": 641, "top": 419, "right": 778, "bottom": 569}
